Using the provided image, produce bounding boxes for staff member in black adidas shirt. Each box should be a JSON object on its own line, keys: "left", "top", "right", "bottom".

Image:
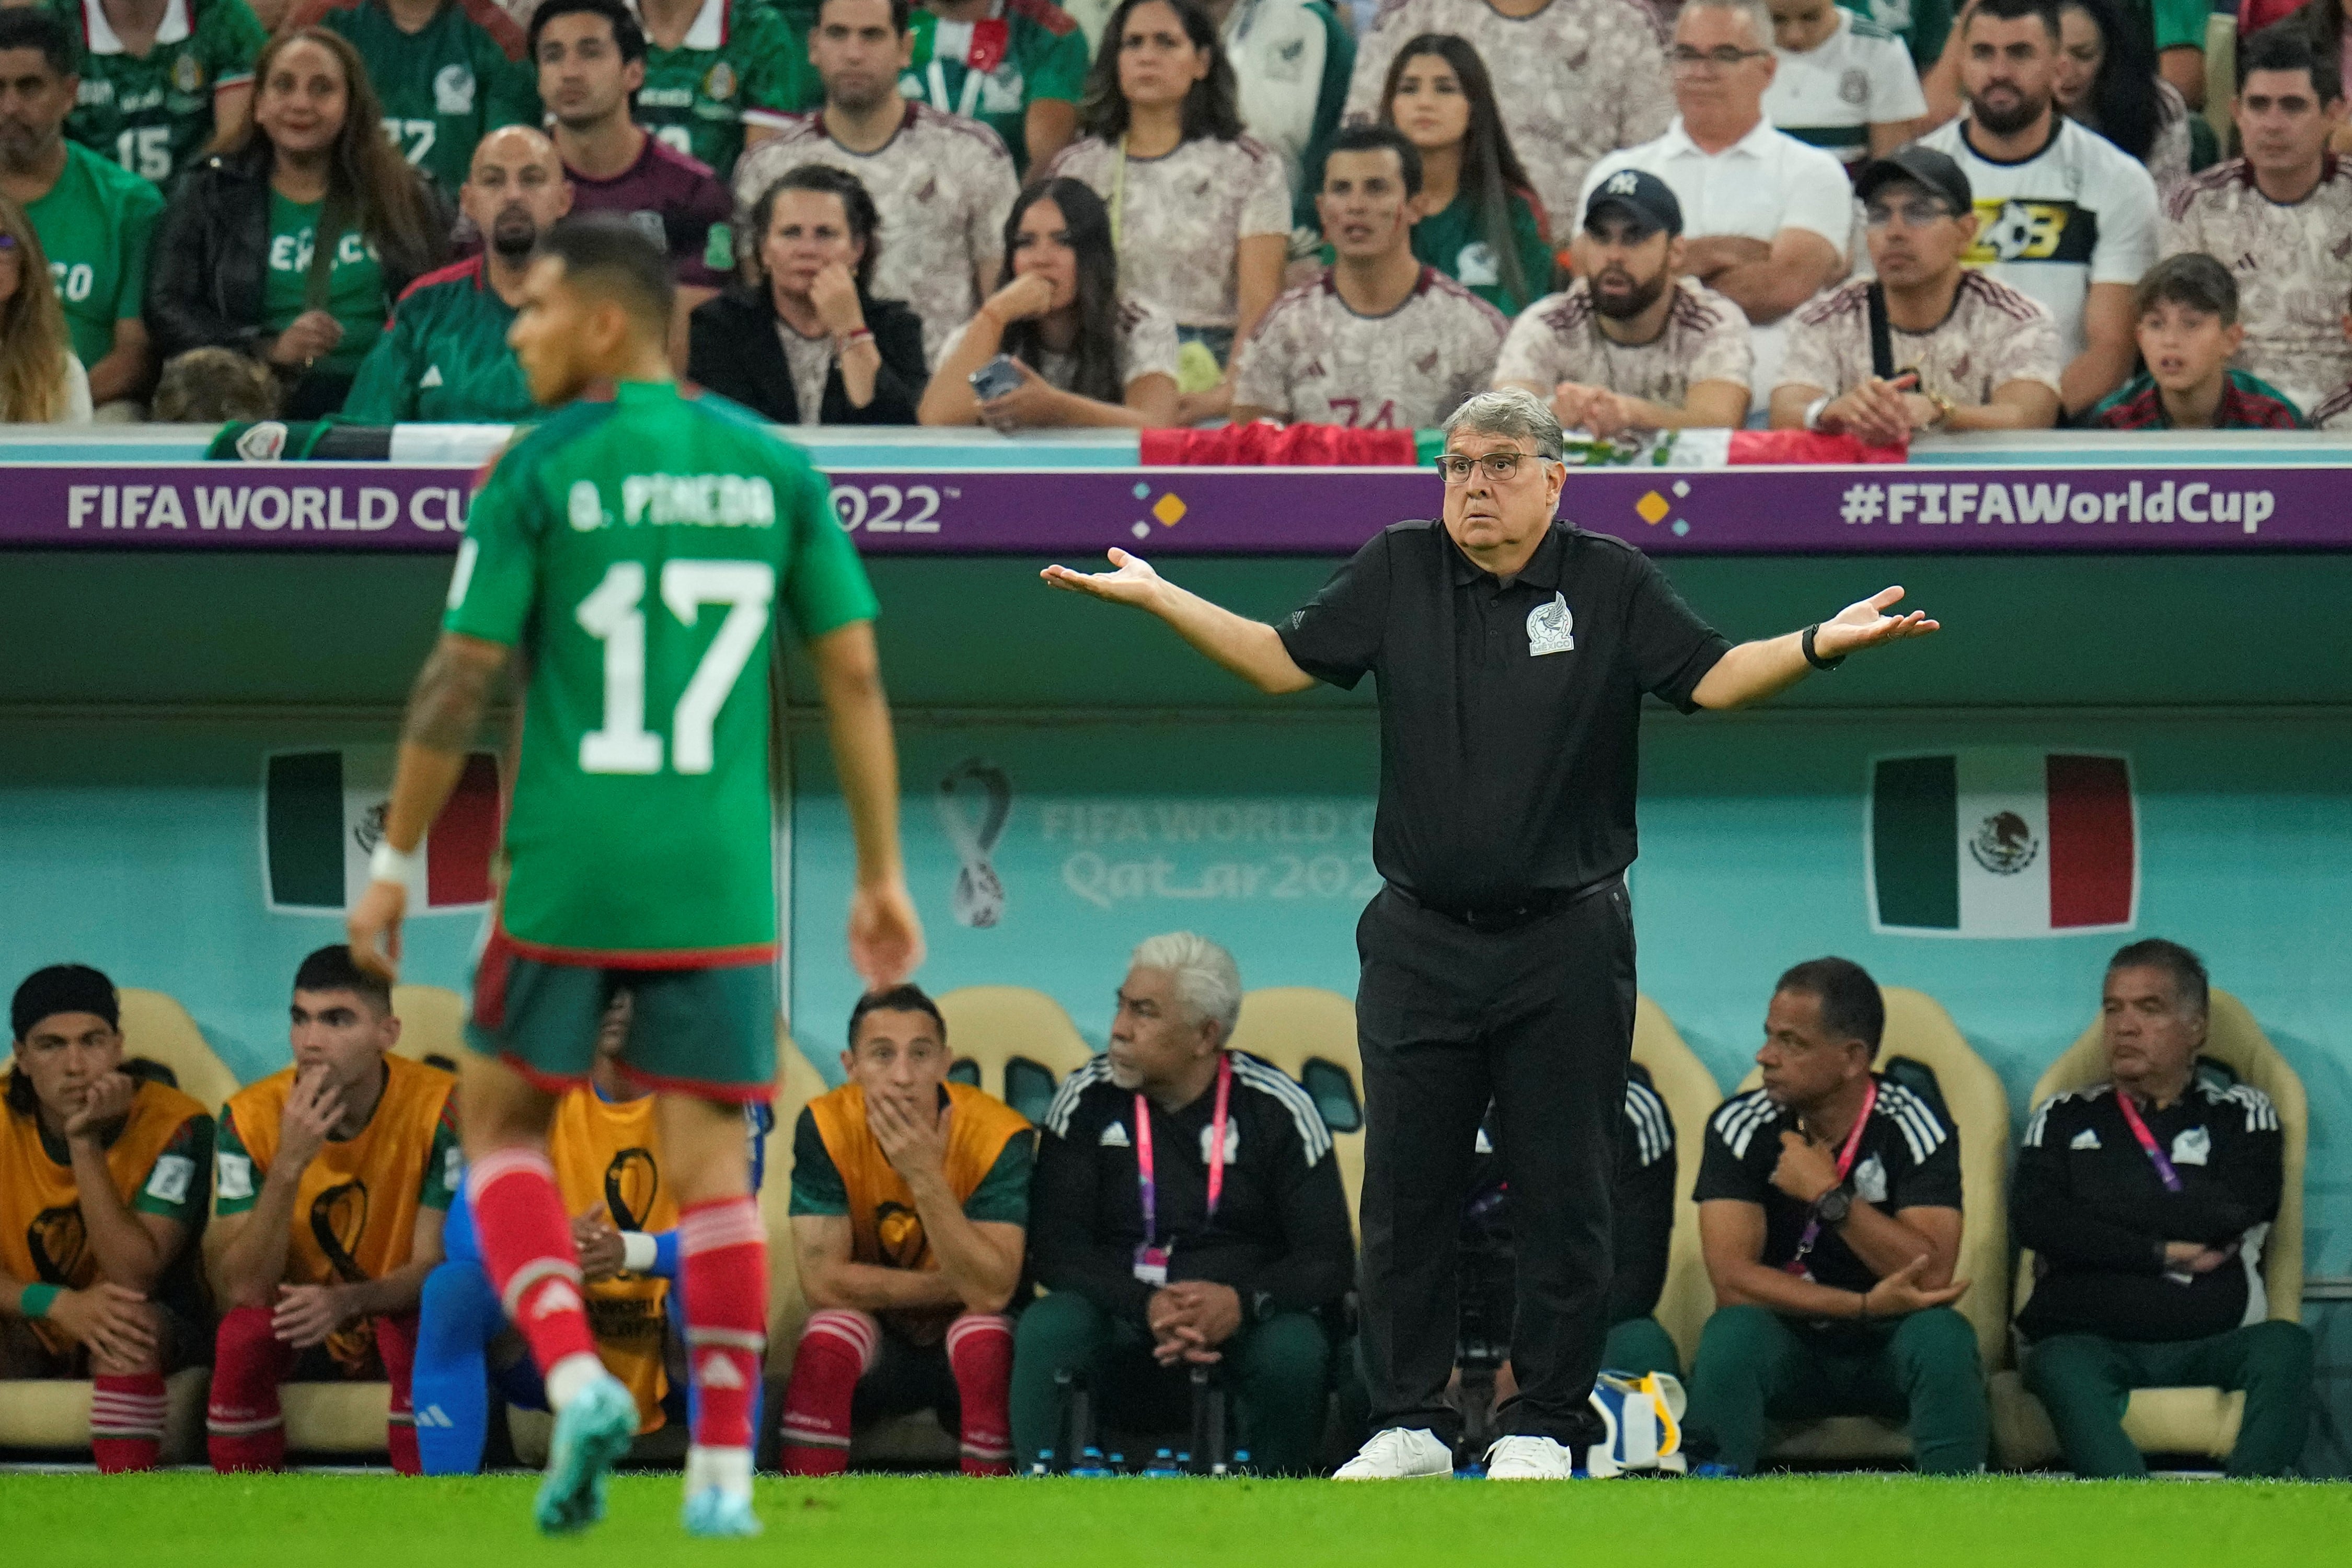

{"left": 1684, "top": 957, "right": 1985, "bottom": 1475}
{"left": 1011, "top": 932, "right": 1353, "bottom": 1477}
{"left": 2013, "top": 939, "right": 2312, "bottom": 1478}
{"left": 1042, "top": 386, "right": 1940, "bottom": 1480}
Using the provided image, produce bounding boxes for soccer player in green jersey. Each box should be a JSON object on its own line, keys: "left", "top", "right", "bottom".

{"left": 631, "top": 0, "right": 810, "bottom": 179}
{"left": 0, "top": 7, "right": 160, "bottom": 407}
{"left": 349, "top": 214, "right": 921, "bottom": 1539}
{"left": 902, "top": 0, "right": 1083, "bottom": 173}
{"left": 47, "top": 0, "right": 268, "bottom": 185}
{"left": 344, "top": 123, "right": 570, "bottom": 422}
{"left": 287, "top": 0, "right": 539, "bottom": 195}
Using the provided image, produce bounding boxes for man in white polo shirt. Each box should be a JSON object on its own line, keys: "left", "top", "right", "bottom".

{"left": 1763, "top": 0, "right": 1926, "bottom": 170}
{"left": 1580, "top": 0, "right": 1852, "bottom": 400}
{"left": 1912, "top": 0, "right": 2154, "bottom": 416}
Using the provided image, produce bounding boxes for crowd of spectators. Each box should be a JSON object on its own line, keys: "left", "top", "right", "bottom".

{"left": 0, "top": 0, "right": 2346, "bottom": 433}
{"left": 0, "top": 932, "right": 2314, "bottom": 1477}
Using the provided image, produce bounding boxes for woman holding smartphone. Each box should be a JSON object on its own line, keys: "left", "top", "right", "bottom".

{"left": 921, "top": 179, "right": 1181, "bottom": 431}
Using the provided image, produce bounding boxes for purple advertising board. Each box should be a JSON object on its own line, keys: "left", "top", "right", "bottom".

{"left": 1, "top": 460, "right": 2344, "bottom": 554}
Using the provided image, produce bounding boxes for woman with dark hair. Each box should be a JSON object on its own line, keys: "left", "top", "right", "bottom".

{"left": 687, "top": 164, "right": 926, "bottom": 426}
{"left": 1042, "top": 0, "right": 1288, "bottom": 422}
{"left": 2053, "top": 0, "right": 2203, "bottom": 195}
{"left": 1376, "top": 34, "right": 1553, "bottom": 317}
{"left": 0, "top": 199, "right": 90, "bottom": 422}
{"left": 921, "top": 177, "right": 1180, "bottom": 429}
{"left": 145, "top": 28, "right": 448, "bottom": 419}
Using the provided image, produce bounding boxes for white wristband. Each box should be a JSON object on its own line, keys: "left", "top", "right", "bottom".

{"left": 368, "top": 839, "right": 422, "bottom": 887}
{"left": 621, "top": 1231, "right": 659, "bottom": 1273}
{"left": 1803, "top": 394, "right": 1832, "bottom": 433}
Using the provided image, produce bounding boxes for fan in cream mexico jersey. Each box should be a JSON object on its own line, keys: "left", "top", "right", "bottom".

{"left": 1231, "top": 268, "right": 1505, "bottom": 428}
{"left": 937, "top": 293, "right": 1180, "bottom": 394}
{"left": 1219, "top": 0, "right": 1353, "bottom": 231}
{"left": 2161, "top": 149, "right": 2352, "bottom": 414}
{"left": 1342, "top": 0, "right": 1673, "bottom": 229}
{"left": 1761, "top": 0, "right": 1927, "bottom": 170}
{"left": 1496, "top": 277, "right": 1754, "bottom": 416}
{"left": 1041, "top": 133, "right": 1291, "bottom": 337}
{"left": 1778, "top": 271, "right": 2062, "bottom": 409}
{"left": 1914, "top": 114, "right": 2158, "bottom": 368}
{"left": 734, "top": 101, "right": 1019, "bottom": 367}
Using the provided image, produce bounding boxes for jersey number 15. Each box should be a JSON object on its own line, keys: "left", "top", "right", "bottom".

{"left": 575, "top": 559, "right": 774, "bottom": 776}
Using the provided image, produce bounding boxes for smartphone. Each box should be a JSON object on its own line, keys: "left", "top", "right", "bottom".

{"left": 969, "top": 354, "right": 1023, "bottom": 402}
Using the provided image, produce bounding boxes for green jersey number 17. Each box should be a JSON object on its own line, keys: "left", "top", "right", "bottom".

{"left": 574, "top": 558, "right": 773, "bottom": 776}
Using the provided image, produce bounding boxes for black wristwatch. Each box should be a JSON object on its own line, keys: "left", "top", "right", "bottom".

{"left": 1813, "top": 1184, "right": 1853, "bottom": 1227}
{"left": 1802, "top": 622, "right": 1847, "bottom": 671}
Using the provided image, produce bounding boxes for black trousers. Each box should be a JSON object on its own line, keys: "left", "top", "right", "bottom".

{"left": 1355, "top": 880, "right": 1636, "bottom": 1447}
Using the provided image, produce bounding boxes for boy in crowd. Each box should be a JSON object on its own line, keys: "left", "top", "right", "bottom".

{"left": 2090, "top": 254, "right": 2307, "bottom": 431}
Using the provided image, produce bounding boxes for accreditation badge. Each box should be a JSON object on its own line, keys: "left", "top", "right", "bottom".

{"left": 1132, "top": 1243, "right": 1170, "bottom": 1286}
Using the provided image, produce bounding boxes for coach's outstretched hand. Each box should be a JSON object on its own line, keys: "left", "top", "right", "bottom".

{"left": 1041, "top": 548, "right": 1165, "bottom": 608}
{"left": 1813, "top": 585, "right": 1940, "bottom": 659}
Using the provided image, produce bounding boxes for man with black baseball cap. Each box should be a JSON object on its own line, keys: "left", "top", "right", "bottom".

{"left": 1494, "top": 168, "right": 1753, "bottom": 440}
{"left": 1771, "top": 146, "right": 2062, "bottom": 444}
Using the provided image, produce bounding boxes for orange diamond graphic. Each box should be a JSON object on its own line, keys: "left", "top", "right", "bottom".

{"left": 1152, "top": 492, "right": 1187, "bottom": 526}
{"left": 1635, "top": 491, "right": 1670, "bottom": 526}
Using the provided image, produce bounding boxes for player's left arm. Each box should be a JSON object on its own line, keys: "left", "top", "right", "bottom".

{"left": 1689, "top": 587, "right": 1940, "bottom": 709}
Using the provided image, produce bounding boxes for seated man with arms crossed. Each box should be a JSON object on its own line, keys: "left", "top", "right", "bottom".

{"left": 1231, "top": 124, "right": 1505, "bottom": 431}
{"left": 1682, "top": 957, "right": 1985, "bottom": 1475}
{"left": 1772, "top": 147, "right": 2061, "bottom": 443}
{"left": 206, "top": 946, "right": 457, "bottom": 1474}
{"left": 2013, "top": 940, "right": 2311, "bottom": 1479}
{"left": 412, "top": 993, "right": 686, "bottom": 1472}
{"left": 0, "top": 964, "right": 212, "bottom": 1473}
{"left": 780, "top": 984, "right": 1030, "bottom": 1476}
{"left": 2090, "top": 254, "right": 2308, "bottom": 430}
{"left": 1494, "top": 170, "right": 1751, "bottom": 440}
{"left": 1013, "top": 933, "right": 1353, "bottom": 1477}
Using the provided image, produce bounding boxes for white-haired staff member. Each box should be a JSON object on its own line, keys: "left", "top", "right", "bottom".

{"left": 1042, "top": 386, "right": 1940, "bottom": 1480}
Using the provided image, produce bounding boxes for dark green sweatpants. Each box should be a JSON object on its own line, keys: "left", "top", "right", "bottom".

{"left": 1010, "top": 1291, "right": 1332, "bottom": 1475}
{"left": 1601, "top": 1316, "right": 1684, "bottom": 1380}
{"left": 1684, "top": 1304, "right": 1986, "bottom": 1474}
{"left": 2022, "top": 1320, "right": 2313, "bottom": 1478}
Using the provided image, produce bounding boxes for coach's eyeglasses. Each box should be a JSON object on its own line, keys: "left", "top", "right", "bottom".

{"left": 1436, "top": 451, "right": 1553, "bottom": 484}
{"left": 1669, "top": 45, "right": 1769, "bottom": 73}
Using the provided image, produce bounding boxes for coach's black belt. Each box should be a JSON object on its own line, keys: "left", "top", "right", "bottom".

{"left": 1391, "top": 875, "right": 1622, "bottom": 933}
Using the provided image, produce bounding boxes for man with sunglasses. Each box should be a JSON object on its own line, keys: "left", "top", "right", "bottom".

{"left": 1772, "top": 146, "right": 2061, "bottom": 443}
{"left": 1042, "top": 384, "right": 1938, "bottom": 1479}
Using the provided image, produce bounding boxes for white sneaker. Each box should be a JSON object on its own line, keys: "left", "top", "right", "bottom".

{"left": 1483, "top": 1435, "right": 1577, "bottom": 1480}
{"left": 1334, "top": 1426, "right": 1454, "bottom": 1479}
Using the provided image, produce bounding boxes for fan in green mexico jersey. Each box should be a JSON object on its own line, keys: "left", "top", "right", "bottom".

{"left": 25, "top": 139, "right": 165, "bottom": 373}
{"left": 898, "top": 0, "right": 1086, "bottom": 175}
{"left": 50, "top": 0, "right": 268, "bottom": 185}
{"left": 630, "top": 0, "right": 813, "bottom": 179}
{"left": 289, "top": 0, "right": 540, "bottom": 194}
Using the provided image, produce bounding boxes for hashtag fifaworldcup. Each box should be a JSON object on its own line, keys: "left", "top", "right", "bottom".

{"left": 1842, "top": 478, "right": 2277, "bottom": 534}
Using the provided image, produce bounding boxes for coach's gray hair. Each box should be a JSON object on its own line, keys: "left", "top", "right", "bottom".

{"left": 1129, "top": 931, "right": 1243, "bottom": 1043}
{"left": 1680, "top": 0, "right": 1775, "bottom": 52}
{"left": 1442, "top": 387, "right": 1564, "bottom": 462}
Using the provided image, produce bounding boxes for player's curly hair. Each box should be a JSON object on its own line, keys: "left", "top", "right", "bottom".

{"left": 1077, "top": 0, "right": 1243, "bottom": 143}
{"left": 0, "top": 198, "right": 74, "bottom": 424}
{"left": 240, "top": 29, "right": 447, "bottom": 286}
{"left": 748, "top": 165, "right": 883, "bottom": 297}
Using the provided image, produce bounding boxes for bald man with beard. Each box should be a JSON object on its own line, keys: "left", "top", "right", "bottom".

{"left": 342, "top": 124, "right": 575, "bottom": 423}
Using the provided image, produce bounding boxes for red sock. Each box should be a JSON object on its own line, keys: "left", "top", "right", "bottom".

{"left": 464, "top": 1147, "right": 598, "bottom": 1380}
{"left": 91, "top": 1370, "right": 167, "bottom": 1473}
{"left": 778, "top": 1309, "right": 878, "bottom": 1474}
{"left": 208, "top": 1304, "right": 292, "bottom": 1472}
{"left": 679, "top": 1197, "right": 767, "bottom": 1451}
{"left": 946, "top": 1313, "right": 1016, "bottom": 1476}
{"left": 376, "top": 1311, "right": 421, "bottom": 1476}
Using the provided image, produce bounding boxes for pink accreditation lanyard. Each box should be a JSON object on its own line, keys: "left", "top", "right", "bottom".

{"left": 2114, "top": 1090, "right": 2186, "bottom": 1192}
{"left": 1784, "top": 1078, "right": 1878, "bottom": 1275}
{"left": 1136, "top": 1054, "right": 1233, "bottom": 1246}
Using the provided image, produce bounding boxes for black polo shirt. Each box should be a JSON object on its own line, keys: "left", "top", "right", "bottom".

{"left": 1275, "top": 520, "right": 1730, "bottom": 908}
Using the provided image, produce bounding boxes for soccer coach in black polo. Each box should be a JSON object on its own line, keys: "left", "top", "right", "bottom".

{"left": 1041, "top": 387, "right": 1938, "bottom": 1479}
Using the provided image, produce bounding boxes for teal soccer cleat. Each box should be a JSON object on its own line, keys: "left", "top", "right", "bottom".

{"left": 533, "top": 1374, "right": 638, "bottom": 1536}
{"left": 682, "top": 1487, "right": 763, "bottom": 1539}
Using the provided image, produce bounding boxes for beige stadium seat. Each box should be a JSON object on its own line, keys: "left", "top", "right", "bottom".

{"left": 1988, "top": 988, "right": 2305, "bottom": 1470}
{"left": 936, "top": 985, "right": 1097, "bottom": 1127}
{"left": 117, "top": 987, "right": 239, "bottom": 1114}
{"left": 1722, "top": 987, "right": 2012, "bottom": 1465}
{"left": 391, "top": 983, "right": 483, "bottom": 1072}
{"left": 1227, "top": 986, "right": 1364, "bottom": 1240}
{"left": 1633, "top": 996, "right": 1724, "bottom": 1373}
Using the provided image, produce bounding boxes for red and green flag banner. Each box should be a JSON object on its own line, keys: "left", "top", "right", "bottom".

{"left": 262, "top": 747, "right": 500, "bottom": 914}
{"left": 1869, "top": 751, "right": 2136, "bottom": 937}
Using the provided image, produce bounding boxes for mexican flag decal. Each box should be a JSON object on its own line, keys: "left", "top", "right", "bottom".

{"left": 262, "top": 747, "right": 500, "bottom": 913}
{"left": 1869, "top": 751, "right": 2136, "bottom": 937}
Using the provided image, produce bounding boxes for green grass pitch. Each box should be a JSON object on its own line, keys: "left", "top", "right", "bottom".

{"left": 9, "top": 1473, "right": 2350, "bottom": 1567}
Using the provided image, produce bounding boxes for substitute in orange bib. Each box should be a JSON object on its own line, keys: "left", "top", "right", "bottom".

{"left": 779, "top": 984, "right": 1031, "bottom": 1475}
{"left": 1, "top": 965, "right": 213, "bottom": 1473}
{"left": 206, "top": 946, "right": 457, "bottom": 1474}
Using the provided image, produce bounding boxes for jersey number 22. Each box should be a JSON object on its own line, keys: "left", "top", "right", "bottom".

{"left": 575, "top": 559, "right": 774, "bottom": 776}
